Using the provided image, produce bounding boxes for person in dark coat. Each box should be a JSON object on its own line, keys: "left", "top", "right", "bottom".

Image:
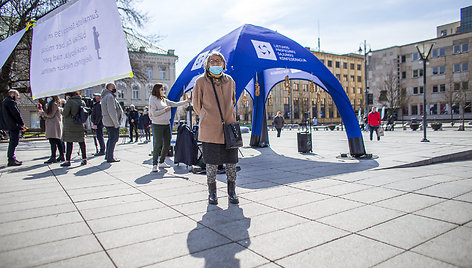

{"left": 142, "top": 107, "right": 151, "bottom": 142}
{"left": 91, "top": 93, "right": 105, "bottom": 155}
{"left": 128, "top": 104, "right": 139, "bottom": 143}
{"left": 273, "top": 111, "right": 284, "bottom": 137}
{"left": 61, "top": 91, "right": 87, "bottom": 167}
{"left": 1, "top": 90, "right": 24, "bottom": 166}
{"left": 174, "top": 124, "right": 198, "bottom": 166}
{"left": 138, "top": 111, "right": 145, "bottom": 141}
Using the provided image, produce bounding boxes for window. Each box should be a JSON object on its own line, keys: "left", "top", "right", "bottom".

{"left": 413, "top": 69, "right": 423, "bottom": 78}
{"left": 454, "top": 82, "right": 460, "bottom": 91}
{"left": 343, "top": 74, "right": 348, "bottom": 81}
{"left": 454, "top": 45, "right": 461, "bottom": 54}
{"left": 335, "top": 61, "right": 340, "bottom": 68}
{"left": 379, "top": 90, "right": 387, "bottom": 101}
{"left": 357, "top": 64, "right": 361, "bottom": 70}
{"left": 350, "top": 75, "right": 355, "bottom": 82}
{"left": 327, "top": 60, "right": 332, "bottom": 67}
{"left": 430, "top": 104, "right": 438, "bottom": 115}
{"left": 402, "top": 71, "right": 406, "bottom": 79}
{"left": 293, "top": 83, "right": 299, "bottom": 90}
{"left": 462, "top": 62, "right": 469, "bottom": 72}
{"left": 357, "top": 76, "right": 362, "bottom": 82}
{"left": 411, "top": 105, "right": 418, "bottom": 115}
{"left": 159, "top": 66, "right": 166, "bottom": 79}
{"left": 462, "top": 43, "right": 469, "bottom": 53}
{"left": 439, "top": 65, "right": 446, "bottom": 74}
{"left": 420, "top": 86, "right": 424, "bottom": 94}
{"left": 358, "top": 88, "right": 362, "bottom": 94}
{"left": 462, "top": 81, "right": 469, "bottom": 90}
{"left": 432, "top": 67, "right": 438, "bottom": 75}
{"left": 439, "top": 48, "right": 445, "bottom": 57}
{"left": 412, "top": 52, "right": 419, "bottom": 61}
{"left": 401, "top": 55, "right": 406, "bottom": 63}
{"left": 413, "top": 70, "right": 418, "bottom": 78}
{"left": 321, "top": 60, "right": 325, "bottom": 64}
{"left": 413, "top": 87, "right": 419, "bottom": 94}
{"left": 454, "top": 64, "right": 461, "bottom": 73}
{"left": 350, "top": 63, "right": 355, "bottom": 69}
{"left": 85, "top": 88, "right": 93, "bottom": 98}
{"left": 440, "top": 30, "right": 447, "bottom": 36}
{"left": 432, "top": 49, "right": 438, "bottom": 58}
{"left": 146, "top": 67, "right": 153, "bottom": 80}
{"left": 343, "top": 62, "right": 348, "bottom": 69}
{"left": 440, "top": 84, "right": 446, "bottom": 92}
{"left": 132, "top": 85, "right": 139, "bottom": 99}
{"left": 432, "top": 85, "right": 438, "bottom": 93}
{"left": 117, "top": 83, "right": 125, "bottom": 99}
{"left": 336, "top": 74, "right": 341, "bottom": 80}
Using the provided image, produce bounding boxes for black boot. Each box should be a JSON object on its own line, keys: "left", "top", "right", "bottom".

{"left": 208, "top": 182, "right": 218, "bottom": 205}
{"left": 227, "top": 180, "right": 239, "bottom": 204}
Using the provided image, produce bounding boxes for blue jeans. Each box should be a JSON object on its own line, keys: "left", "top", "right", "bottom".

{"left": 7, "top": 129, "right": 20, "bottom": 162}
{"left": 105, "top": 127, "right": 119, "bottom": 161}
{"left": 369, "top": 125, "right": 379, "bottom": 140}
{"left": 95, "top": 122, "right": 105, "bottom": 153}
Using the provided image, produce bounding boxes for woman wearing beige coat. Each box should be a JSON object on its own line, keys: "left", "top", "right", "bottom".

{"left": 39, "top": 96, "right": 65, "bottom": 164}
{"left": 193, "top": 51, "right": 239, "bottom": 205}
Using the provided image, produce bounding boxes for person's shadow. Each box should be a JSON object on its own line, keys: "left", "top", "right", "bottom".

{"left": 187, "top": 204, "right": 251, "bottom": 267}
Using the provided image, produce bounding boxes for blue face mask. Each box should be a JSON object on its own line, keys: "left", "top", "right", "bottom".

{"left": 209, "top": 66, "right": 223, "bottom": 76}
{"left": 46, "top": 98, "right": 51, "bottom": 103}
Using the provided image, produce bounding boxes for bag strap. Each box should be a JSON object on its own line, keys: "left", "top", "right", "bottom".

{"left": 210, "top": 78, "right": 225, "bottom": 125}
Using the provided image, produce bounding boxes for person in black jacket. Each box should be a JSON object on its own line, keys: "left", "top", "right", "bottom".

{"left": 1, "top": 90, "right": 25, "bottom": 166}
{"left": 91, "top": 93, "right": 105, "bottom": 155}
{"left": 128, "top": 104, "right": 139, "bottom": 143}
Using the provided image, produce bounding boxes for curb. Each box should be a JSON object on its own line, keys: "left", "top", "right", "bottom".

{"left": 384, "top": 149, "right": 472, "bottom": 169}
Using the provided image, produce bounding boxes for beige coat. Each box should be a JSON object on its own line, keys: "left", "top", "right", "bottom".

{"left": 193, "top": 74, "right": 236, "bottom": 144}
{"left": 42, "top": 101, "right": 62, "bottom": 139}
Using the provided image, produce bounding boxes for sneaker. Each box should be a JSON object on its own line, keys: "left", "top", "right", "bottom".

{"left": 158, "top": 162, "right": 170, "bottom": 168}
{"left": 61, "top": 161, "right": 71, "bottom": 167}
{"left": 81, "top": 159, "right": 87, "bottom": 165}
{"left": 152, "top": 165, "right": 158, "bottom": 172}
{"left": 107, "top": 159, "right": 120, "bottom": 163}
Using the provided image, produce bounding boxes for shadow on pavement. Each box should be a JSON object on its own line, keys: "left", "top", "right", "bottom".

{"left": 23, "top": 166, "right": 69, "bottom": 180}
{"left": 74, "top": 161, "right": 112, "bottom": 176}
{"left": 218, "top": 146, "right": 379, "bottom": 189}
{"left": 187, "top": 204, "right": 251, "bottom": 267}
{"left": 134, "top": 169, "right": 169, "bottom": 184}
{"left": 3, "top": 163, "right": 47, "bottom": 174}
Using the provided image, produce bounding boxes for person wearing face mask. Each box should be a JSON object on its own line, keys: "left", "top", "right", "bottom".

{"left": 101, "top": 83, "right": 123, "bottom": 163}
{"left": 142, "top": 106, "right": 151, "bottom": 142}
{"left": 192, "top": 51, "right": 239, "bottom": 205}
{"left": 39, "top": 96, "right": 65, "bottom": 164}
{"left": 1, "top": 90, "right": 25, "bottom": 166}
{"left": 148, "top": 83, "right": 189, "bottom": 172}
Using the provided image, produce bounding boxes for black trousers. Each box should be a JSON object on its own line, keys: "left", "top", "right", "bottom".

{"left": 129, "top": 122, "right": 138, "bottom": 141}
{"left": 66, "top": 141, "right": 86, "bottom": 161}
{"left": 48, "top": 138, "right": 64, "bottom": 159}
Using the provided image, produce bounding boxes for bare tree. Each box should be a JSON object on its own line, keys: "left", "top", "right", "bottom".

{"left": 0, "top": 0, "right": 147, "bottom": 98}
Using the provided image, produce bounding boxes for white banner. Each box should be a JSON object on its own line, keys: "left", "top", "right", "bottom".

{"left": 30, "top": 0, "right": 132, "bottom": 99}
{"left": 0, "top": 28, "right": 26, "bottom": 69}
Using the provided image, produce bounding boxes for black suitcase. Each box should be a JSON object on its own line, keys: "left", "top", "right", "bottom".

{"left": 297, "top": 132, "right": 312, "bottom": 153}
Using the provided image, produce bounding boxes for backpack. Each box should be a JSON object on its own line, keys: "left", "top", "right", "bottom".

{"left": 74, "top": 103, "right": 91, "bottom": 124}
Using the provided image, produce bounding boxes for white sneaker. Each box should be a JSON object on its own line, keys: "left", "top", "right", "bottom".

{"left": 152, "top": 165, "right": 158, "bottom": 172}
{"left": 158, "top": 162, "right": 170, "bottom": 168}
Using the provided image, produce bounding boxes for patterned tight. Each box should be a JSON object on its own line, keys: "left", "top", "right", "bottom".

{"left": 206, "top": 163, "right": 237, "bottom": 184}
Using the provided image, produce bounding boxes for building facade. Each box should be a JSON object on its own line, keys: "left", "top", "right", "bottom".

{"left": 237, "top": 51, "right": 365, "bottom": 125}
{"left": 368, "top": 11, "right": 472, "bottom": 122}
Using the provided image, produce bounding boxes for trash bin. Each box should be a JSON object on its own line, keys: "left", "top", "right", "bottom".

{"left": 297, "top": 132, "right": 312, "bottom": 153}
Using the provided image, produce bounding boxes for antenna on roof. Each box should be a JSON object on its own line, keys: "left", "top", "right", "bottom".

{"left": 317, "top": 20, "right": 321, "bottom": 52}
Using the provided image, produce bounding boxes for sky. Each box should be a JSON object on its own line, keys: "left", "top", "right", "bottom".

{"left": 135, "top": 0, "right": 471, "bottom": 75}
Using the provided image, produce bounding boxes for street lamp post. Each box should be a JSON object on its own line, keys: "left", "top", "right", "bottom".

{"left": 359, "top": 40, "right": 371, "bottom": 118}
{"left": 416, "top": 43, "right": 434, "bottom": 142}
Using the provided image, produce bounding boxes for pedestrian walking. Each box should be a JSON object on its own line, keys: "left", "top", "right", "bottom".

{"left": 1, "top": 89, "right": 25, "bottom": 166}
{"left": 61, "top": 91, "right": 87, "bottom": 167}
{"left": 127, "top": 104, "right": 139, "bottom": 143}
{"left": 192, "top": 51, "right": 239, "bottom": 205}
{"left": 273, "top": 111, "right": 284, "bottom": 137}
{"left": 90, "top": 93, "right": 105, "bottom": 155}
{"left": 368, "top": 107, "right": 381, "bottom": 141}
{"left": 39, "top": 96, "right": 65, "bottom": 164}
{"left": 101, "top": 83, "right": 123, "bottom": 163}
{"left": 149, "top": 83, "right": 189, "bottom": 171}
{"left": 387, "top": 114, "right": 395, "bottom": 131}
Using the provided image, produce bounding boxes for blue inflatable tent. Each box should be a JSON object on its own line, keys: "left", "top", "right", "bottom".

{"left": 168, "top": 24, "right": 366, "bottom": 156}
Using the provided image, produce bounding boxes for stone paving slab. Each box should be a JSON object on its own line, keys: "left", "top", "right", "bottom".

{"left": 0, "top": 129, "right": 471, "bottom": 267}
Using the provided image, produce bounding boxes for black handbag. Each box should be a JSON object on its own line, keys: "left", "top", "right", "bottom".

{"left": 210, "top": 78, "right": 243, "bottom": 149}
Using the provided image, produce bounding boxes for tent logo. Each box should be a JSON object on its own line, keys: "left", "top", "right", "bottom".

{"left": 191, "top": 50, "right": 210, "bottom": 71}
{"left": 251, "top": 40, "right": 277, "bottom": 61}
